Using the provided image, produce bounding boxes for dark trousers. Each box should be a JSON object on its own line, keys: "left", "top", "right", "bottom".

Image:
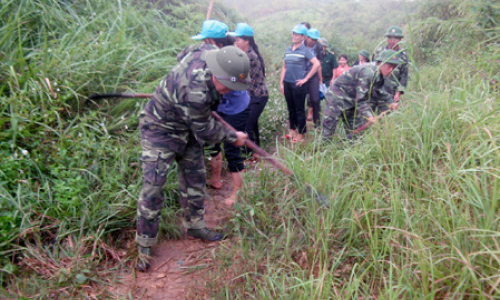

{"left": 284, "top": 81, "right": 307, "bottom": 134}
{"left": 323, "top": 77, "right": 332, "bottom": 87}
{"left": 245, "top": 95, "right": 268, "bottom": 147}
{"left": 306, "top": 75, "right": 321, "bottom": 127}
{"left": 208, "top": 108, "right": 249, "bottom": 172}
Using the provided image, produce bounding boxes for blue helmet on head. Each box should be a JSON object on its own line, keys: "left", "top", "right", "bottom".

{"left": 291, "top": 24, "right": 308, "bottom": 35}
{"left": 191, "top": 20, "right": 228, "bottom": 40}
{"left": 229, "top": 23, "right": 255, "bottom": 37}
{"left": 307, "top": 28, "right": 320, "bottom": 40}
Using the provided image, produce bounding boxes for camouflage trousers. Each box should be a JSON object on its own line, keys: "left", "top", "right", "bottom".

{"left": 322, "top": 96, "right": 368, "bottom": 141}
{"left": 343, "top": 110, "right": 368, "bottom": 140}
{"left": 136, "top": 114, "right": 207, "bottom": 248}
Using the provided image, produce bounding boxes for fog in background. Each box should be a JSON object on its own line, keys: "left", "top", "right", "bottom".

{"left": 217, "top": 0, "right": 420, "bottom": 64}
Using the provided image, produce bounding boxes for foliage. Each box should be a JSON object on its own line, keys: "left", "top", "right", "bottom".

{"left": 204, "top": 41, "right": 500, "bottom": 300}
{"left": 0, "top": 0, "right": 237, "bottom": 297}
{"left": 413, "top": 0, "right": 500, "bottom": 61}
{"left": 1, "top": 0, "right": 499, "bottom": 298}
{"left": 221, "top": 0, "right": 419, "bottom": 63}
{"left": 199, "top": 0, "right": 500, "bottom": 299}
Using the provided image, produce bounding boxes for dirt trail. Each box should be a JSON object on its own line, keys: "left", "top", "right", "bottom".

{"left": 110, "top": 124, "right": 314, "bottom": 299}
{"left": 113, "top": 168, "right": 246, "bottom": 299}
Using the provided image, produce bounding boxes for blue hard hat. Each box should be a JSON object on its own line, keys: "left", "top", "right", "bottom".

{"left": 291, "top": 24, "right": 308, "bottom": 35}
{"left": 307, "top": 28, "right": 320, "bottom": 40}
{"left": 191, "top": 20, "right": 228, "bottom": 40}
{"left": 229, "top": 23, "right": 255, "bottom": 37}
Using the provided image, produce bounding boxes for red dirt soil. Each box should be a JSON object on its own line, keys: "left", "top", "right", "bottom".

{"left": 112, "top": 169, "right": 243, "bottom": 299}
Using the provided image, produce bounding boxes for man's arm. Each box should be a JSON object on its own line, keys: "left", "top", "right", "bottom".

{"left": 186, "top": 74, "right": 237, "bottom": 145}
{"left": 354, "top": 69, "right": 375, "bottom": 120}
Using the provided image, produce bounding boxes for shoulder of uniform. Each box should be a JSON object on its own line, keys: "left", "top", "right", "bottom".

{"left": 358, "top": 63, "right": 376, "bottom": 76}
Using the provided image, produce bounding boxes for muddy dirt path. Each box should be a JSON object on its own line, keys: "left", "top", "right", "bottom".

{"left": 113, "top": 165, "right": 255, "bottom": 299}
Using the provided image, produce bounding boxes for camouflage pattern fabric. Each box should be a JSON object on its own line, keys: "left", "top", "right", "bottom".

{"left": 136, "top": 43, "right": 238, "bottom": 248}
{"left": 343, "top": 110, "right": 368, "bottom": 139}
{"left": 321, "top": 62, "right": 392, "bottom": 141}
{"left": 372, "top": 45, "right": 409, "bottom": 113}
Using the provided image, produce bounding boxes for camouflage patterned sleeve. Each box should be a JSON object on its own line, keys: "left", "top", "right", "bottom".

{"left": 185, "top": 76, "right": 237, "bottom": 145}
{"left": 373, "top": 84, "right": 394, "bottom": 105}
{"left": 372, "top": 45, "right": 384, "bottom": 62}
{"left": 354, "top": 68, "right": 375, "bottom": 119}
{"left": 397, "top": 53, "right": 409, "bottom": 93}
{"left": 177, "top": 47, "right": 189, "bottom": 62}
{"left": 177, "top": 44, "right": 198, "bottom": 62}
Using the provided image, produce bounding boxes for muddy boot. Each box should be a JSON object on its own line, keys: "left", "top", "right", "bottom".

{"left": 136, "top": 246, "right": 151, "bottom": 272}
{"left": 187, "top": 228, "right": 223, "bottom": 242}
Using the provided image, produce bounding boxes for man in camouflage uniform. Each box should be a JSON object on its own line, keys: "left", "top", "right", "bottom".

{"left": 136, "top": 21, "right": 250, "bottom": 271}
{"left": 321, "top": 50, "right": 401, "bottom": 141}
{"left": 372, "top": 25, "right": 409, "bottom": 113}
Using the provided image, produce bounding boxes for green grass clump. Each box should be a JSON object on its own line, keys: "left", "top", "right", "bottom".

{"left": 0, "top": 0, "right": 239, "bottom": 297}
{"left": 1, "top": 0, "right": 499, "bottom": 298}
{"left": 209, "top": 63, "right": 499, "bottom": 298}
{"left": 197, "top": 0, "right": 500, "bottom": 298}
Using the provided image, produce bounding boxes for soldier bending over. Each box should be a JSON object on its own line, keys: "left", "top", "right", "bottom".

{"left": 135, "top": 45, "right": 249, "bottom": 271}
{"left": 321, "top": 50, "right": 401, "bottom": 141}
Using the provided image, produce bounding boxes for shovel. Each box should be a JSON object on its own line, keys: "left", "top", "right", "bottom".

{"left": 89, "top": 92, "right": 330, "bottom": 207}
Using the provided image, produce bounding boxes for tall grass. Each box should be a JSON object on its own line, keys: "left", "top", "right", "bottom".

{"left": 1, "top": 0, "right": 499, "bottom": 298}
{"left": 0, "top": 0, "right": 237, "bottom": 297}
{"left": 197, "top": 0, "right": 500, "bottom": 298}
{"left": 205, "top": 57, "right": 500, "bottom": 298}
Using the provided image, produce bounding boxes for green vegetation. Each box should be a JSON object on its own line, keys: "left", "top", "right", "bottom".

{"left": 1, "top": 0, "right": 499, "bottom": 298}
{"left": 212, "top": 0, "right": 500, "bottom": 298}
{"left": 0, "top": 0, "right": 235, "bottom": 297}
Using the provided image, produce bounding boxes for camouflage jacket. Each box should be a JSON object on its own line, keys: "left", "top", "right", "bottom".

{"left": 142, "top": 43, "right": 237, "bottom": 150}
{"left": 326, "top": 62, "right": 392, "bottom": 119}
{"left": 177, "top": 44, "right": 202, "bottom": 62}
{"left": 373, "top": 45, "right": 409, "bottom": 95}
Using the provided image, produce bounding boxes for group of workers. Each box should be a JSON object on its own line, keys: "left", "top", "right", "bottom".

{"left": 134, "top": 20, "right": 409, "bottom": 271}
{"left": 281, "top": 23, "right": 409, "bottom": 143}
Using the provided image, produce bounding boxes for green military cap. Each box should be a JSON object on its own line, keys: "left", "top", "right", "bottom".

{"left": 384, "top": 25, "right": 404, "bottom": 38}
{"left": 318, "top": 38, "right": 329, "bottom": 48}
{"left": 359, "top": 50, "right": 370, "bottom": 61}
{"left": 205, "top": 46, "right": 250, "bottom": 91}
{"left": 375, "top": 50, "right": 401, "bottom": 65}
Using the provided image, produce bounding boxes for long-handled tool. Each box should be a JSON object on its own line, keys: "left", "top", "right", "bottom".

{"left": 352, "top": 110, "right": 392, "bottom": 135}
{"left": 88, "top": 92, "right": 330, "bottom": 206}
{"left": 211, "top": 111, "right": 330, "bottom": 207}
{"left": 210, "top": 111, "right": 293, "bottom": 176}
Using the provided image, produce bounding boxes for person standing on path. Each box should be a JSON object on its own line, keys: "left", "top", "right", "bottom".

{"left": 372, "top": 25, "right": 409, "bottom": 112}
{"left": 280, "top": 24, "right": 320, "bottom": 143}
{"left": 206, "top": 89, "right": 250, "bottom": 206}
{"left": 321, "top": 50, "right": 400, "bottom": 141}
{"left": 231, "top": 23, "right": 269, "bottom": 159}
{"left": 304, "top": 28, "right": 324, "bottom": 128}
{"left": 135, "top": 21, "right": 250, "bottom": 272}
{"left": 319, "top": 38, "right": 338, "bottom": 87}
